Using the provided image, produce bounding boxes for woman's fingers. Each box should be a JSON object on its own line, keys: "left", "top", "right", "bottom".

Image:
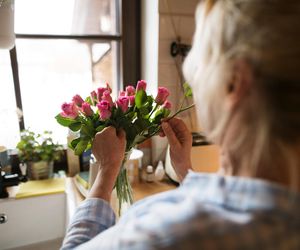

{"left": 167, "top": 118, "right": 192, "bottom": 146}
{"left": 168, "top": 118, "right": 188, "bottom": 134}
{"left": 162, "top": 122, "right": 179, "bottom": 147}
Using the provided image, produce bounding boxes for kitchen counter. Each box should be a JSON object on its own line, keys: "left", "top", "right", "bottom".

{"left": 67, "top": 177, "right": 177, "bottom": 216}
{"left": 0, "top": 177, "right": 177, "bottom": 249}
{"left": 1, "top": 179, "right": 66, "bottom": 250}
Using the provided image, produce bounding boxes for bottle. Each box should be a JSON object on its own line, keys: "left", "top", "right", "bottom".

{"left": 155, "top": 161, "right": 165, "bottom": 181}
{"left": 146, "top": 165, "right": 155, "bottom": 182}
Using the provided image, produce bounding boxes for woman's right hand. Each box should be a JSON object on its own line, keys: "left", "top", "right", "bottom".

{"left": 161, "top": 118, "right": 193, "bottom": 182}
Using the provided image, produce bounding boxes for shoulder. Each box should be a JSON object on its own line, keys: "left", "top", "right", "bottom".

{"left": 116, "top": 172, "right": 300, "bottom": 249}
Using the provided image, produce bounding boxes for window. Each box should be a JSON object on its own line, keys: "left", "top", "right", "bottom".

{"left": 0, "top": 50, "right": 20, "bottom": 149}
{"left": 2, "top": 0, "right": 140, "bottom": 148}
{"left": 2, "top": 0, "right": 123, "bottom": 146}
{"left": 16, "top": 39, "right": 119, "bottom": 144}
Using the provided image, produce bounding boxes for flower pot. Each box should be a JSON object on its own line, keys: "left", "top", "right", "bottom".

{"left": 27, "top": 161, "right": 54, "bottom": 180}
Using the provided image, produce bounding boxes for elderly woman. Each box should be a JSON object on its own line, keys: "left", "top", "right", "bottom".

{"left": 61, "top": 0, "right": 300, "bottom": 249}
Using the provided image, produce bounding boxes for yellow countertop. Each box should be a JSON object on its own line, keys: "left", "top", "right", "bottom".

{"left": 15, "top": 178, "right": 65, "bottom": 199}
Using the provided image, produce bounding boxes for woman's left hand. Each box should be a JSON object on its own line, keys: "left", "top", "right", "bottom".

{"left": 88, "top": 127, "right": 126, "bottom": 201}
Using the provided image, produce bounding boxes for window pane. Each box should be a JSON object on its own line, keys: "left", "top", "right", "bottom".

{"left": 0, "top": 50, "right": 20, "bottom": 149}
{"left": 16, "top": 39, "right": 119, "bottom": 144}
{"left": 15, "top": 0, "right": 119, "bottom": 35}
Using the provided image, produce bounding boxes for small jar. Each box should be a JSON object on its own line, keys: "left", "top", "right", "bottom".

{"left": 146, "top": 165, "right": 155, "bottom": 183}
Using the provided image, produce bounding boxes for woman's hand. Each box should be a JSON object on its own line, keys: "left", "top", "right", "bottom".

{"left": 161, "top": 118, "right": 193, "bottom": 182}
{"left": 88, "top": 127, "right": 126, "bottom": 201}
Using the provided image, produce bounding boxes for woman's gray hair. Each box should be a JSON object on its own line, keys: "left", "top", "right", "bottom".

{"left": 184, "top": 0, "right": 300, "bottom": 190}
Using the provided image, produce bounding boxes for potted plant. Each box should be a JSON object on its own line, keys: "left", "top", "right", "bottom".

{"left": 16, "top": 130, "right": 63, "bottom": 180}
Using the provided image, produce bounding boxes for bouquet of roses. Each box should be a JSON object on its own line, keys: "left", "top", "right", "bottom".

{"left": 56, "top": 80, "right": 193, "bottom": 213}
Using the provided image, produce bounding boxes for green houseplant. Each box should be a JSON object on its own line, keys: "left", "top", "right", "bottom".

{"left": 16, "top": 130, "right": 63, "bottom": 180}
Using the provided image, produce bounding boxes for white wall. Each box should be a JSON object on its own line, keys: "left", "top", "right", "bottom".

{"left": 142, "top": 0, "right": 199, "bottom": 164}
{"left": 142, "top": 0, "right": 200, "bottom": 165}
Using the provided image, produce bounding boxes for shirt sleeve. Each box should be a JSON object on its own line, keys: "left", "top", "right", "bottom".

{"left": 61, "top": 198, "right": 116, "bottom": 250}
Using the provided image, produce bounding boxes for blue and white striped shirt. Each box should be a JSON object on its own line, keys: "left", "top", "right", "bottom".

{"left": 61, "top": 172, "right": 300, "bottom": 249}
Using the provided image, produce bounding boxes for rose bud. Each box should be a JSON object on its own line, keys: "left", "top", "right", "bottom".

{"left": 162, "top": 100, "right": 172, "bottom": 110}
{"left": 61, "top": 102, "right": 78, "bottom": 119}
{"left": 102, "top": 90, "right": 114, "bottom": 106}
{"left": 136, "top": 80, "right": 147, "bottom": 91}
{"left": 97, "top": 87, "right": 107, "bottom": 102}
{"left": 116, "top": 96, "right": 129, "bottom": 113}
{"left": 106, "top": 82, "right": 112, "bottom": 93}
{"left": 126, "top": 85, "right": 135, "bottom": 96}
{"left": 128, "top": 95, "right": 135, "bottom": 106}
{"left": 119, "top": 90, "right": 126, "bottom": 97}
{"left": 90, "top": 91, "right": 97, "bottom": 104}
{"left": 155, "top": 87, "right": 170, "bottom": 105}
{"left": 81, "top": 102, "right": 93, "bottom": 116}
{"left": 72, "top": 94, "right": 84, "bottom": 107}
{"left": 97, "top": 100, "right": 112, "bottom": 120}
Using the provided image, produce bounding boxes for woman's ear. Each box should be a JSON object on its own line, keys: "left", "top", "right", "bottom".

{"left": 226, "top": 59, "right": 253, "bottom": 109}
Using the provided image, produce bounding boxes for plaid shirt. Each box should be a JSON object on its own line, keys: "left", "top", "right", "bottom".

{"left": 61, "top": 172, "right": 300, "bottom": 250}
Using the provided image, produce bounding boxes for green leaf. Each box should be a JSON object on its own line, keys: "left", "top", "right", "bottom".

{"left": 85, "top": 96, "right": 93, "bottom": 105}
{"left": 95, "top": 125, "right": 106, "bottom": 132}
{"left": 68, "top": 138, "right": 81, "bottom": 150}
{"left": 69, "top": 122, "right": 82, "bottom": 132}
{"left": 139, "top": 107, "right": 149, "bottom": 117}
{"left": 74, "top": 139, "right": 89, "bottom": 155}
{"left": 134, "top": 118, "right": 151, "bottom": 132}
{"left": 151, "top": 109, "right": 164, "bottom": 124}
{"left": 55, "top": 114, "right": 78, "bottom": 127}
{"left": 163, "top": 109, "right": 171, "bottom": 118}
{"left": 183, "top": 82, "right": 193, "bottom": 97}
{"left": 81, "top": 123, "right": 95, "bottom": 138}
{"left": 135, "top": 90, "right": 147, "bottom": 109}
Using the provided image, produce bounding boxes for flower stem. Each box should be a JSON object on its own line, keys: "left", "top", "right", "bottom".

{"left": 149, "top": 104, "right": 158, "bottom": 118}
{"left": 115, "top": 151, "right": 134, "bottom": 216}
{"left": 168, "top": 103, "right": 195, "bottom": 120}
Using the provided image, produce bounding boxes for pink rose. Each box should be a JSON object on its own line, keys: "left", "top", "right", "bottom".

{"left": 126, "top": 85, "right": 135, "bottom": 96}
{"left": 136, "top": 80, "right": 147, "bottom": 91}
{"left": 162, "top": 100, "right": 172, "bottom": 110}
{"left": 102, "top": 90, "right": 113, "bottom": 106}
{"left": 106, "top": 83, "right": 112, "bottom": 93}
{"left": 155, "top": 87, "right": 170, "bottom": 105}
{"left": 72, "top": 94, "right": 84, "bottom": 107}
{"left": 119, "top": 91, "right": 126, "bottom": 97}
{"left": 97, "top": 83, "right": 112, "bottom": 101}
{"left": 97, "top": 87, "right": 107, "bottom": 102}
{"left": 128, "top": 95, "right": 135, "bottom": 106}
{"left": 116, "top": 96, "right": 129, "bottom": 113}
{"left": 90, "top": 90, "right": 97, "bottom": 103}
{"left": 97, "top": 100, "right": 112, "bottom": 120}
{"left": 81, "top": 102, "right": 93, "bottom": 116}
{"left": 61, "top": 102, "right": 78, "bottom": 119}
